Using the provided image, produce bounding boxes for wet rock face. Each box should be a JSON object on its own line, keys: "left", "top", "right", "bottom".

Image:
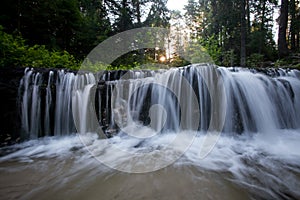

{"left": 0, "top": 67, "right": 25, "bottom": 146}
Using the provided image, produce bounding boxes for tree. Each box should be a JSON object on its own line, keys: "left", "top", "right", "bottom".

{"left": 182, "top": 0, "right": 283, "bottom": 66}
{"left": 241, "top": 0, "right": 246, "bottom": 67}
{"left": 132, "top": 0, "right": 142, "bottom": 26}
{"left": 184, "top": 0, "right": 202, "bottom": 39}
{"left": 144, "top": 0, "right": 170, "bottom": 28}
{"left": 0, "top": 0, "right": 85, "bottom": 55}
{"left": 0, "top": 0, "right": 114, "bottom": 59}
{"left": 296, "top": 3, "right": 300, "bottom": 51}
{"left": 289, "top": 0, "right": 297, "bottom": 51}
{"left": 75, "top": 0, "right": 112, "bottom": 58}
{"left": 278, "top": 0, "right": 289, "bottom": 58}
{"left": 20, "top": 0, "right": 83, "bottom": 50}
{"left": 202, "top": 0, "right": 242, "bottom": 65}
{"left": 113, "top": 0, "right": 134, "bottom": 32}
{"left": 248, "top": 0, "right": 277, "bottom": 60}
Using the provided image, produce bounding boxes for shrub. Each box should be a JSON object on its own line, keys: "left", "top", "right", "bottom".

{"left": 0, "top": 26, "right": 79, "bottom": 69}
{"left": 246, "top": 53, "right": 264, "bottom": 68}
{"left": 222, "top": 49, "right": 236, "bottom": 67}
{"left": 0, "top": 26, "right": 26, "bottom": 67}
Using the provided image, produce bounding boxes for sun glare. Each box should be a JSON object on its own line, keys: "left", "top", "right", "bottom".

{"left": 159, "top": 56, "right": 166, "bottom": 62}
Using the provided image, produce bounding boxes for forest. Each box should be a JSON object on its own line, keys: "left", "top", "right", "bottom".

{"left": 0, "top": 0, "right": 300, "bottom": 69}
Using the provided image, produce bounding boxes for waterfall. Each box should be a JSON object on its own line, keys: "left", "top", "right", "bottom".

{"left": 18, "top": 65, "right": 300, "bottom": 139}
{"left": 29, "top": 72, "right": 42, "bottom": 138}
{"left": 20, "top": 68, "right": 33, "bottom": 136}
{"left": 54, "top": 70, "right": 76, "bottom": 136}
{"left": 219, "top": 68, "right": 300, "bottom": 133}
{"left": 19, "top": 69, "right": 43, "bottom": 138}
{"left": 72, "top": 73, "right": 98, "bottom": 134}
{"left": 44, "top": 71, "right": 53, "bottom": 136}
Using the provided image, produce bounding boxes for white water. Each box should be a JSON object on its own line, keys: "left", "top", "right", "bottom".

{"left": 44, "top": 71, "right": 53, "bottom": 136}
{"left": 1, "top": 128, "right": 300, "bottom": 199}
{"left": 18, "top": 65, "right": 300, "bottom": 137}
{"left": 7, "top": 64, "right": 300, "bottom": 199}
{"left": 54, "top": 70, "right": 76, "bottom": 136}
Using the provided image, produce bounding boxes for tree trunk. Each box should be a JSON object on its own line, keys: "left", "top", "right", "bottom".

{"left": 241, "top": 0, "right": 246, "bottom": 67}
{"left": 17, "top": 0, "right": 21, "bottom": 33}
{"left": 278, "top": 0, "right": 289, "bottom": 58}
{"left": 297, "top": 2, "right": 300, "bottom": 51}
{"left": 297, "top": 21, "right": 300, "bottom": 50}
{"left": 246, "top": 0, "right": 251, "bottom": 35}
{"left": 259, "top": 0, "right": 266, "bottom": 54}
{"left": 297, "top": 32, "right": 300, "bottom": 51}
{"left": 290, "top": 0, "right": 296, "bottom": 51}
{"left": 132, "top": 0, "right": 141, "bottom": 26}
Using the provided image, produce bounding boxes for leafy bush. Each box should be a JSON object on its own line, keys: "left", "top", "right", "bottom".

{"left": 0, "top": 26, "right": 79, "bottom": 69}
{"left": 222, "top": 49, "right": 236, "bottom": 67}
{"left": 0, "top": 26, "right": 26, "bottom": 67}
{"left": 21, "top": 45, "right": 78, "bottom": 69}
{"left": 0, "top": 27, "right": 145, "bottom": 71}
{"left": 246, "top": 53, "right": 264, "bottom": 68}
{"left": 199, "top": 35, "right": 222, "bottom": 65}
{"left": 80, "top": 59, "right": 141, "bottom": 72}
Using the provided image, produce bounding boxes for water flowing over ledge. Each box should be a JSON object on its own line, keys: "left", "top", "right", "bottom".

{"left": 18, "top": 64, "right": 300, "bottom": 138}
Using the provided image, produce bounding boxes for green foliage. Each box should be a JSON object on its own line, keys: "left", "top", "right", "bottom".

{"left": 0, "top": 27, "right": 79, "bottom": 69}
{"left": 222, "top": 50, "right": 237, "bottom": 67}
{"left": 274, "top": 55, "right": 300, "bottom": 69}
{"left": 0, "top": 26, "right": 26, "bottom": 67}
{"left": 169, "top": 54, "right": 190, "bottom": 67}
{"left": 78, "top": 58, "right": 148, "bottom": 72}
{"left": 274, "top": 59, "right": 289, "bottom": 67}
{"left": 199, "top": 35, "right": 222, "bottom": 65}
{"left": 247, "top": 30, "right": 277, "bottom": 60}
{"left": 294, "top": 63, "right": 300, "bottom": 69}
{"left": 144, "top": 0, "right": 170, "bottom": 28}
{"left": 21, "top": 45, "right": 78, "bottom": 69}
{"left": 246, "top": 53, "right": 265, "bottom": 68}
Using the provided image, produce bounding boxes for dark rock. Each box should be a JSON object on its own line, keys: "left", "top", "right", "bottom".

{"left": 0, "top": 67, "right": 25, "bottom": 145}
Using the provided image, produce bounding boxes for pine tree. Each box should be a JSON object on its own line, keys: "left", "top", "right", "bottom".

{"left": 278, "top": 0, "right": 289, "bottom": 58}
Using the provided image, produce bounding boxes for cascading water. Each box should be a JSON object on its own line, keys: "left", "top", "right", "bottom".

{"left": 220, "top": 68, "right": 300, "bottom": 133}
{"left": 18, "top": 68, "right": 159, "bottom": 138}
{"left": 18, "top": 64, "right": 300, "bottom": 138}
{"left": 19, "top": 69, "right": 43, "bottom": 138}
{"left": 2, "top": 64, "right": 300, "bottom": 200}
{"left": 44, "top": 71, "right": 53, "bottom": 136}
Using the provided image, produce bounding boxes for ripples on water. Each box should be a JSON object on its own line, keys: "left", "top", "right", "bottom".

{"left": 1, "top": 129, "right": 300, "bottom": 200}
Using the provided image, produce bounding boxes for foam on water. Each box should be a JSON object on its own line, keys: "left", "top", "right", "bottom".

{"left": 1, "top": 128, "right": 300, "bottom": 199}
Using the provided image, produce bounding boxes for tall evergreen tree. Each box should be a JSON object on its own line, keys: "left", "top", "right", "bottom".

{"left": 241, "top": 0, "right": 247, "bottom": 67}
{"left": 290, "top": 0, "right": 297, "bottom": 51}
{"left": 143, "top": 0, "right": 169, "bottom": 27}
{"left": 278, "top": 0, "right": 289, "bottom": 58}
